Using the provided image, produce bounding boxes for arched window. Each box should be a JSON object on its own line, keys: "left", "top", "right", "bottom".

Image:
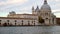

{"left": 49, "top": 19, "right": 50, "bottom": 24}
{"left": 34, "top": 23, "right": 35, "bottom": 26}
{"left": 32, "top": 21, "right": 33, "bottom": 23}
{"left": 28, "top": 20, "right": 30, "bottom": 25}
{"left": 0, "top": 23, "right": 1, "bottom": 26}
{"left": 8, "top": 23, "right": 9, "bottom": 25}
{"left": 46, "top": 18, "right": 48, "bottom": 20}
{"left": 0, "top": 20, "right": 1, "bottom": 25}
{"left": 15, "top": 20, "right": 17, "bottom": 25}
{"left": 22, "top": 20, "right": 23, "bottom": 23}
{"left": 15, "top": 20, "right": 17, "bottom": 23}
{"left": 21, "top": 20, "right": 23, "bottom": 25}
{"left": 22, "top": 22, "right": 23, "bottom": 26}
{"left": 45, "top": 13, "right": 48, "bottom": 16}
{"left": 15, "top": 23, "right": 16, "bottom": 25}
{"left": 34, "top": 20, "right": 35, "bottom": 23}
{"left": 33, "top": 20, "right": 35, "bottom": 25}
{"left": 28, "top": 23, "right": 30, "bottom": 26}
{"left": 9, "top": 23, "right": 12, "bottom": 26}
{"left": 53, "top": 18, "right": 54, "bottom": 24}
{"left": 28, "top": 20, "right": 30, "bottom": 23}
{"left": 3, "top": 23, "right": 7, "bottom": 26}
{"left": 0, "top": 20, "right": 1, "bottom": 23}
{"left": 7, "top": 20, "right": 9, "bottom": 23}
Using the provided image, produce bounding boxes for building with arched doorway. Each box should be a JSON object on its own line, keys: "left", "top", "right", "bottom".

{"left": 0, "top": 0, "right": 56, "bottom": 26}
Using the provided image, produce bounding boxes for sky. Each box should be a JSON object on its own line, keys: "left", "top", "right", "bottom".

{"left": 0, "top": 0, "right": 60, "bottom": 18}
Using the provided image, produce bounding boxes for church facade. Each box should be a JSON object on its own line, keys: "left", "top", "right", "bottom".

{"left": 0, "top": 0, "right": 56, "bottom": 26}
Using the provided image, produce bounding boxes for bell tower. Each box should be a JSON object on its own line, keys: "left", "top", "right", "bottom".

{"left": 32, "top": 6, "right": 39, "bottom": 14}
{"left": 32, "top": 6, "right": 35, "bottom": 14}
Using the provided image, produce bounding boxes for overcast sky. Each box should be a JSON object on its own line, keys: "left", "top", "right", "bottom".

{"left": 0, "top": 0, "right": 60, "bottom": 17}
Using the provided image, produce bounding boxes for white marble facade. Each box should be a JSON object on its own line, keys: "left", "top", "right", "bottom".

{"left": 0, "top": 0, "right": 56, "bottom": 26}
{"left": 0, "top": 17, "right": 39, "bottom": 25}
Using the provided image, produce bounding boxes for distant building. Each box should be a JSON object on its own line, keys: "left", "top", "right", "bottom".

{"left": 56, "top": 18, "right": 60, "bottom": 25}
{"left": 0, "top": 0, "right": 56, "bottom": 26}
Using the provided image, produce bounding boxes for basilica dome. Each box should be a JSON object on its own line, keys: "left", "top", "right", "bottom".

{"left": 41, "top": 0, "right": 51, "bottom": 10}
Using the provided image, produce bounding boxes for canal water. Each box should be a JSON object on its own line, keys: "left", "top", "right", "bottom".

{"left": 0, "top": 26, "right": 60, "bottom": 34}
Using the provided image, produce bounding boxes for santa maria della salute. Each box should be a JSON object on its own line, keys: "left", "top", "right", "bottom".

{"left": 0, "top": 0, "right": 56, "bottom": 26}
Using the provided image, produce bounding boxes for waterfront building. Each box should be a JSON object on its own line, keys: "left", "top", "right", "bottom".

{"left": 0, "top": 0, "right": 56, "bottom": 26}
{"left": 56, "top": 18, "right": 60, "bottom": 25}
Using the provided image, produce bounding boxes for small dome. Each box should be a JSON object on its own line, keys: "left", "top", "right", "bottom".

{"left": 35, "top": 6, "right": 39, "bottom": 11}
{"left": 9, "top": 11, "right": 16, "bottom": 15}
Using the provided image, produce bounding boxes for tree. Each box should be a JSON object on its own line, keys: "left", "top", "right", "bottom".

{"left": 38, "top": 16, "right": 44, "bottom": 24}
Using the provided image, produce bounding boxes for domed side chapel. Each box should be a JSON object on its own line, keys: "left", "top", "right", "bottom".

{"left": 0, "top": 0, "right": 56, "bottom": 26}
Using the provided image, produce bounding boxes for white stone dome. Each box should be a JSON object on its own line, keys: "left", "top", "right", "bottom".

{"left": 41, "top": 0, "right": 51, "bottom": 11}
{"left": 41, "top": 4, "right": 51, "bottom": 10}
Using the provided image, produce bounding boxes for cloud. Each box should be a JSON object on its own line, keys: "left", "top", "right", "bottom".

{"left": 20, "top": 6, "right": 32, "bottom": 10}
{"left": 48, "top": 0, "right": 60, "bottom": 2}
{"left": 55, "top": 3, "right": 60, "bottom": 7}
{"left": 55, "top": 0, "right": 60, "bottom": 2}
{"left": 16, "top": 6, "right": 32, "bottom": 14}
{"left": 54, "top": 13, "right": 60, "bottom": 18}
{"left": 0, "top": 0, "right": 28, "bottom": 6}
{"left": 52, "top": 9, "right": 60, "bottom": 13}
{"left": 52, "top": 9, "right": 60, "bottom": 17}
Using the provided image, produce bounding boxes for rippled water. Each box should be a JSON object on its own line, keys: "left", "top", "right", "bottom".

{"left": 0, "top": 26, "right": 60, "bottom": 34}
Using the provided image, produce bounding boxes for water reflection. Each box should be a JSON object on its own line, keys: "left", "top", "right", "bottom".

{"left": 0, "top": 26, "right": 60, "bottom": 34}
